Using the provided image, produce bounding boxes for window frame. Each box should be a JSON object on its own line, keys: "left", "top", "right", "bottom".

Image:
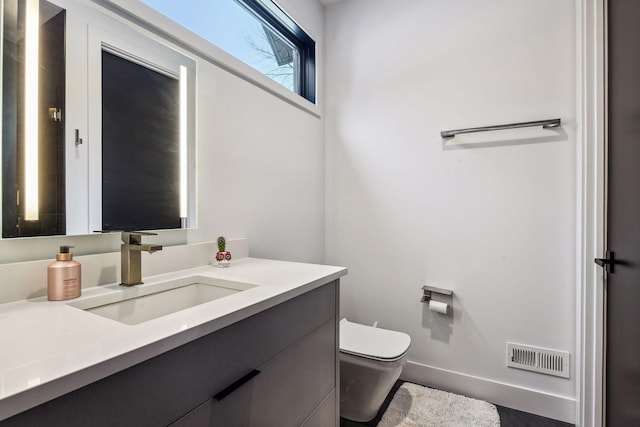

{"left": 238, "top": 0, "right": 316, "bottom": 103}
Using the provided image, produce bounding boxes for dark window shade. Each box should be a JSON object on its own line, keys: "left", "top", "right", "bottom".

{"left": 101, "top": 50, "right": 181, "bottom": 231}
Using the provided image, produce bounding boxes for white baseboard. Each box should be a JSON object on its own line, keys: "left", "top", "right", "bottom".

{"left": 401, "top": 360, "right": 576, "bottom": 424}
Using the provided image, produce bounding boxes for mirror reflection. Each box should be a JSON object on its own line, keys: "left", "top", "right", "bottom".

{"left": 1, "top": 0, "right": 196, "bottom": 238}
{"left": 2, "top": 0, "right": 66, "bottom": 237}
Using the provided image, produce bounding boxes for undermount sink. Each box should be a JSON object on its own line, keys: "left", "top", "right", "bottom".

{"left": 68, "top": 275, "right": 258, "bottom": 325}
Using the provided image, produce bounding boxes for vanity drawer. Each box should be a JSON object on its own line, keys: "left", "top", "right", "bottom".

{"left": 301, "top": 390, "right": 337, "bottom": 427}
{"left": 1, "top": 282, "right": 337, "bottom": 427}
{"left": 170, "top": 319, "right": 336, "bottom": 427}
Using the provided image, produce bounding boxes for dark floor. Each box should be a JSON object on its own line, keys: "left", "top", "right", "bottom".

{"left": 340, "top": 381, "right": 574, "bottom": 427}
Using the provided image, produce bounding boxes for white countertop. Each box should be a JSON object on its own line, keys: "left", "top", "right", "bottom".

{"left": 0, "top": 257, "right": 347, "bottom": 421}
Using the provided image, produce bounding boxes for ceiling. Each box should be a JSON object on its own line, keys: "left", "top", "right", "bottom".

{"left": 318, "top": 0, "right": 344, "bottom": 5}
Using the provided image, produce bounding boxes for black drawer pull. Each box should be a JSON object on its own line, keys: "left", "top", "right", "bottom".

{"left": 213, "top": 369, "right": 261, "bottom": 401}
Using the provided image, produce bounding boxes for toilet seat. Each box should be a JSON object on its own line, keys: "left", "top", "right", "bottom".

{"left": 339, "top": 318, "right": 411, "bottom": 362}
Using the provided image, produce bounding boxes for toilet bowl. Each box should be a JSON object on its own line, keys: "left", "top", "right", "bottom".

{"left": 339, "top": 318, "right": 411, "bottom": 422}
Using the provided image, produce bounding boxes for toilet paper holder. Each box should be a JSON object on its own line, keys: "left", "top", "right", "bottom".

{"left": 421, "top": 285, "right": 453, "bottom": 304}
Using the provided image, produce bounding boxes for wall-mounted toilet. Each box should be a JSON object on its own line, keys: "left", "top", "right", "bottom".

{"left": 339, "top": 318, "right": 411, "bottom": 422}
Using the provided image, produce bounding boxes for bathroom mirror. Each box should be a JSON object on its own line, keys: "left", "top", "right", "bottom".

{"left": 2, "top": 0, "right": 66, "bottom": 237}
{"left": 1, "top": 0, "right": 197, "bottom": 238}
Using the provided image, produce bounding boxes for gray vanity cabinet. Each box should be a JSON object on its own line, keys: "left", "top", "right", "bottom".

{"left": 171, "top": 319, "right": 336, "bottom": 427}
{"left": 1, "top": 282, "right": 339, "bottom": 427}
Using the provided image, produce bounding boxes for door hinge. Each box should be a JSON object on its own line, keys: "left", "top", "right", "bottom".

{"left": 595, "top": 250, "right": 616, "bottom": 274}
{"left": 48, "top": 107, "right": 62, "bottom": 122}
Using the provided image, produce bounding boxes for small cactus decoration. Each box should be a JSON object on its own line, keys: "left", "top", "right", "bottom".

{"left": 215, "top": 236, "right": 231, "bottom": 267}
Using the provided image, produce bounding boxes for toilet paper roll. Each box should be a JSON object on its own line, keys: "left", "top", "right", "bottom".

{"left": 428, "top": 300, "right": 449, "bottom": 314}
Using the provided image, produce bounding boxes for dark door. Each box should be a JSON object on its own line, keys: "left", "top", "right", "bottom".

{"left": 604, "top": 0, "right": 640, "bottom": 424}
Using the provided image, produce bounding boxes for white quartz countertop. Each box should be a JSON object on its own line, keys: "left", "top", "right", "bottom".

{"left": 0, "top": 257, "right": 347, "bottom": 421}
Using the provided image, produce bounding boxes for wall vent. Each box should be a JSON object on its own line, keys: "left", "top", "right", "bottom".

{"left": 506, "top": 342, "right": 570, "bottom": 378}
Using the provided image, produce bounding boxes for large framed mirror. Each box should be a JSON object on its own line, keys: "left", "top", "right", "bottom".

{"left": 1, "top": 0, "right": 197, "bottom": 239}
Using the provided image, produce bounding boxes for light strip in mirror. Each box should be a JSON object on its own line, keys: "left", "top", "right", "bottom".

{"left": 179, "top": 65, "right": 187, "bottom": 219}
{"left": 24, "top": 0, "right": 40, "bottom": 221}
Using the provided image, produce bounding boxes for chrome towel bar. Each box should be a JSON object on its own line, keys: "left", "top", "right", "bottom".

{"left": 441, "top": 118, "right": 561, "bottom": 139}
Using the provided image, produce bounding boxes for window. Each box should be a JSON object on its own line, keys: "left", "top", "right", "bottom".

{"left": 86, "top": 24, "right": 197, "bottom": 233}
{"left": 140, "top": 0, "right": 316, "bottom": 103}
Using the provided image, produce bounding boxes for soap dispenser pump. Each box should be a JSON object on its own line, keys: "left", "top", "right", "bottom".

{"left": 47, "top": 245, "right": 81, "bottom": 301}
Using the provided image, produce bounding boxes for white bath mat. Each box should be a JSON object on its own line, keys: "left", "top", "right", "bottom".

{"left": 378, "top": 382, "right": 500, "bottom": 427}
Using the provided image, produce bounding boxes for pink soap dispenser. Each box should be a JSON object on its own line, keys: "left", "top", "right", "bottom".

{"left": 47, "top": 245, "right": 81, "bottom": 301}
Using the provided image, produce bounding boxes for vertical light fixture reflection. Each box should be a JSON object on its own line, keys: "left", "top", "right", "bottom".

{"left": 179, "top": 65, "right": 188, "bottom": 219}
{"left": 24, "top": 0, "right": 40, "bottom": 221}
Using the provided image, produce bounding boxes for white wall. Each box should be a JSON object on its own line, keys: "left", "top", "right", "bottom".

{"left": 189, "top": 0, "right": 325, "bottom": 263}
{"left": 192, "top": 56, "right": 325, "bottom": 262}
{"left": 325, "top": 0, "right": 577, "bottom": 422}
{"left": 0, "top": 0, "right": 326, "bottom": 289}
